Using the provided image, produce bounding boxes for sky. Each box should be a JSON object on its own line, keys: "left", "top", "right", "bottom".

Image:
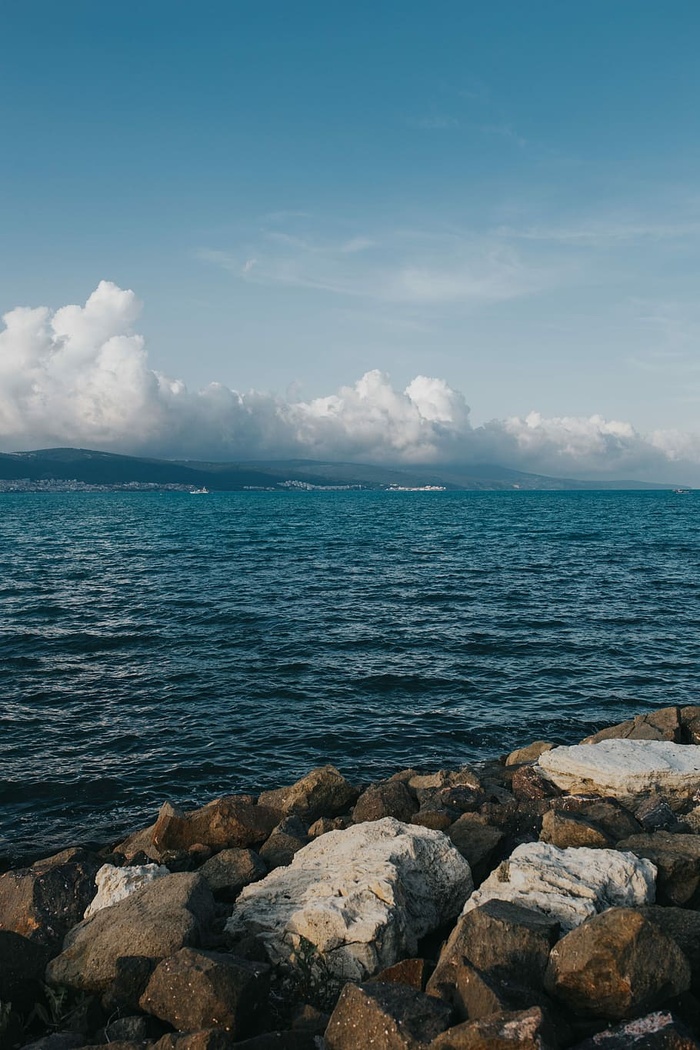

{"left": 2, "top": 1, "right": 700, "bottom": 480}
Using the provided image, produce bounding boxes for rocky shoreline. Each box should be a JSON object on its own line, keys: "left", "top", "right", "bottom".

{"left": 4, "top": 706, "right": 700, "bottom": 1049}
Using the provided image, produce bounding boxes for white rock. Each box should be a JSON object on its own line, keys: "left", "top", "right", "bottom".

{"left": 84, "top": 862, "right": 170, "bottom": 918}
{"left": 226, "top": 817, "right": 473, "bottom": 982}
{"left": 463, "top": 842, "right": 656, "bottom": 931}
{"left": 537, "top": 740, "right": 700, "bottom": 807}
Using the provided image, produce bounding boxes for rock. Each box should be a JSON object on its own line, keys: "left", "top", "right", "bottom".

{"left": 636, "top": 797, "right": 680, "bottom": 832}
{"left": 427, "top": 899, "right": 559, "bottom": 1007}
{"left": 199, "top": 849, "right": 267, "bottom": 901}
{"left": 640, "top": 907, "right": 700, "bottom": 990}
{"left": 99, "top": 1015, "right": 155, "bottom": 1043}
{"left": 569, "top": 1010, "right": 700, "bottom": 1049}
{"left": 510, "top": 765, "right": 562, "bottom": 801}
{"left": 46, "top": 872, "right": 215, "bottom": 993}
{"left": 324, "top": 982, "right": 452, "bottom": 1050}
{"left": 308, "top": 817, "right": 346, "bottom": 837}
{"left": 84, "top": 862, "right": 170, "bottom": 918}
{"left": 462, "top": 842, "right": 656, "bottom": 932}
{"left": 113, "top": 824, "right": 162, "bottom": 864}
{"left": 447, "top": 816, "right": 504, "bottom": 883}
{"left": 227, "top": 818, "right": 473, "bottom": 982}
{"left": 429, "top": 1007, "right": 554, "bottom": 1050}
{"left": 353, "top": 780, "right": 418, "bottom": 824}
{"left": 537, "top": 741, "right": 700, "bottom": 808}
{"left": 153, "top": 1033, "right": 239, "bottom": 1050}
{"left": 371, "top": 958, "right": 430, "bottom": 991}
{"left": 411, "top": 807, "right": 457, "bottom": 832}
{"left": 0, "top": 847, "right": 101, "bottom": 952}
{"left": 258, "top": 765, "right": 358, "bottom": 822}
{"left": 551, "top": 796, "right": 642, "bottom": 841}
{"left": 435, "top": 959, "right": 559, "bottom": 1028}
{"left": 583, "top": 708, "right": 683, "bottom": 744}
{"left": 229, "top": 1034, "right": 319, "bottom": 1049}
{"left": 101, "top": 954, "right": 159, "bottom": 1012}
{"left": 506, "top": 741, "right": 556, "bottom": 767}
{"left": 152, "top": 797, "right": 281, "bottom": 852}
{"left": 545, "top": 907, "right": 690, "bottom": 1020}
{"left": 0, "top": 929, "right": 50, "bottom": 1010}
{"left": 140, "top": 947, "right": 269, "bottom": 1035}
{"left": 439, "top": 786, "right": 482, "bottom": 814}
{"left": 540, "top": 810, "right": 614, "bottom": 849}
{"left": 617, "top": 833, "right": 700, "bottom": 906}
{"left": 20, "top": 1036, "right": 85, "bottom": 1050}
{"left": 259, "top": 816, "right": 309, "bottom": 869}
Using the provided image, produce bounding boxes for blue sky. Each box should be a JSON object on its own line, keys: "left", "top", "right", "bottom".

{"left": 2, "top": 2, "right": 700, "bottom": 477}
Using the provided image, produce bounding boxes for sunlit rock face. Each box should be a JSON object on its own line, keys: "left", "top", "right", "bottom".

{"left": 537, "top": 740, "right": 700, "bottom": 808}
{"left": 226, "top": 817, "right": 473, "bottom": 981}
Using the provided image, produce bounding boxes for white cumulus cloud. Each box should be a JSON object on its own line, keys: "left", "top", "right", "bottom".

{"left": 0, "top": 281, "right": 698, "bottom": 482}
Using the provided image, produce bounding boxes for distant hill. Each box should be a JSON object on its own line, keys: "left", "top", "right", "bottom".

{"left": 0, "top": 447, "right": 677, "bottom": 491}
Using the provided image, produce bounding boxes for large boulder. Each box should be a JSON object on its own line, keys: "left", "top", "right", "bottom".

{"left": 617, "top": 833, "right": 700, "bottom": 907}
{"left": 0, "top": 929, "right": 50, "bottom": 1011}
{"left": 537, "top": 741, "right": 700, "bottom": 808}
{"left": 353, "top": 781, "right": 418, "bottom": 824}
{"left": 139, "top": 947, "right": 269, "bottom": 1036}
{"left": 545, "top": 907, "right": 690, "bottom": 1020}
{"left": 226, "top": 818, "right": 473, "bottom": 982}
{"left": 258, "top": 765, "right": 358, "bottom": 821}
{"left": 46, "top": 872, "right": 215, "bottom": 993}
{"left": 84, "top": 863, "right": 169, "bottom": 918}
{"left": 462, "top": 843, "right": 656, "bottom": 932}
{"left": 0, "top": 848, "right": 101, "bottom": 952}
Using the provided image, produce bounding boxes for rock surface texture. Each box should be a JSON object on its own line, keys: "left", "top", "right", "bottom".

{"left": 537, "top": 740, "right": 700, "bottom": 807}
{"left": 463, "top": 842, "right": 657, "bottom": 930}
{"left": 83, "top": 862, "right": 170, "bottom": 918}
{"left": 226, "top": 817, "right": 473, "bottom": 981}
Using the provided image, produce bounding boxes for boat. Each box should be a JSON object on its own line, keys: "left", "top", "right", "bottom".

{"left": 189, "top": 487, "right": 209, "bottom": 495}
{"left": 673, "top": 488, "right": 691, "bottom": 494}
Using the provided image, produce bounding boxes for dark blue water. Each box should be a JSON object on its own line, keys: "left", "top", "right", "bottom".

{"left": 1, "top": 490, "right": 699, "bottom": 861}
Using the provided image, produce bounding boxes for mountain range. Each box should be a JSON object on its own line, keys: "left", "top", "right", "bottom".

{"left": 0, "top": 447, "right": 676, "bottom": 491}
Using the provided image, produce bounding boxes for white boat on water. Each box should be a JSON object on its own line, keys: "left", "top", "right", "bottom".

{"left": 189, "top": 487, "right": 209, "bottom": 494}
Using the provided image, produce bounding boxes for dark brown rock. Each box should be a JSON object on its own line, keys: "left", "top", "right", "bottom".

{"left": 228, "top": 1034, "right": 317, "bottom": 1049}
{"left": 411, "top": 807, "right": 457, "bottom": 831}
{"left": 438, "top": 786, "right": 482, "bottom": 813}
{"left": 307, "top": 816, "right": 347, "bottom": 837}
{"left": 428, "top": 1006, "right": 554, "bottom": 1049}
{"left": 545, "top": 907, "right": 691, "bottom": 1020}
{"left": 618, "top": 832, "right": 700, "bottom": 906}
{"left": 101, "top": 955, "right": 158, "bottom": 1012}
{"left": 569, "top": 1010, "right": 700, "bottom": 1049}
{"left": 353, "top": 780, "right": 418, "bottom": 824}
{"left": 439, "top": 958, "right": 560, "bottom": 1028}
{"left": 153, "top": 1033, "right": 238, "bottom": 1050}
{"left": 427, "top": 899, "right": 559, "bottom": 1005}
{"left": 113, "top": 824, "right": 162, "bottom": 863}
{"left": 636, "top": 797, "right": 681, "bottom": 832}
{"left": 258, "top": 816, "right": 309, "bottom": 869}
{"left": 552, "top": 796, "right": 642, "bottom": 841}
{"left": 371, "top": 958, "right": 430, "bottom": 990}
{"left": 325, "top": 981, "right": 452, "bottom": 1050}
{"left": 583, "top": 707, "right": 682, "bottom": 744}
{"left": 447, "top": 816, "right": 504, "bottom": 883}
{"left": 640, "top": 907, "right": 700, "bottom": 992}
{"left": 199, "top": 848, "right": 267, "bottom": 900}
{"left": 46, "top": 872, "right": 215, "bottom": 994}
{"left": 258, "top": 765, "right": 358, "bottom": 822}
{"left": 510, "top": 765, "right": 561, "bottom": 801}
{"left": 540, "top": 809, "right": 614, "bottom": 849}
{"left": 153, "top": 797, "right": 281, "bottom": 852}
{"left": 0, "top": 847, "right": 101, "bottom": 952}
{"left": 20, "top": 1036, "right": 84, "bottom": 1050}
{"left": 140, "top": 947, "right": 269, "bottom": 1035}
{"left": 0, "top": 929, "right": 50, "bottom": 1010}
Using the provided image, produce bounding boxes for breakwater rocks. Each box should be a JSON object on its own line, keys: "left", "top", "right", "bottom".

{"left": 4, "top": 707, "right": 700, "bottom": 1048}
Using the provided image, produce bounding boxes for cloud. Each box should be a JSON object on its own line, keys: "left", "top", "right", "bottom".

{"left": 1, "top": 281, "right": 699, "bottom": 482}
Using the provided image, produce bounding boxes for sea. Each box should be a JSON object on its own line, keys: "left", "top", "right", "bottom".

{"left": 1, "top": 488, "right": 699, "bottom": 864}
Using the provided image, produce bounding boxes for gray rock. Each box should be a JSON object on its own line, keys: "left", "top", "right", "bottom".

{"left": 199, "top": 848, "right": 267, "bottom": 900}
{"left": 46, "top": 872, "right": 215, "bottom": 993}
{"left": 140, "top": 947, "right": 269, "bottom": 1036}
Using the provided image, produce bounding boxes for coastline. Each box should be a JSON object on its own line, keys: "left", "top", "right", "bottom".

{"left": 3, "top": 705, "right": 700, "bottom": 1048}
